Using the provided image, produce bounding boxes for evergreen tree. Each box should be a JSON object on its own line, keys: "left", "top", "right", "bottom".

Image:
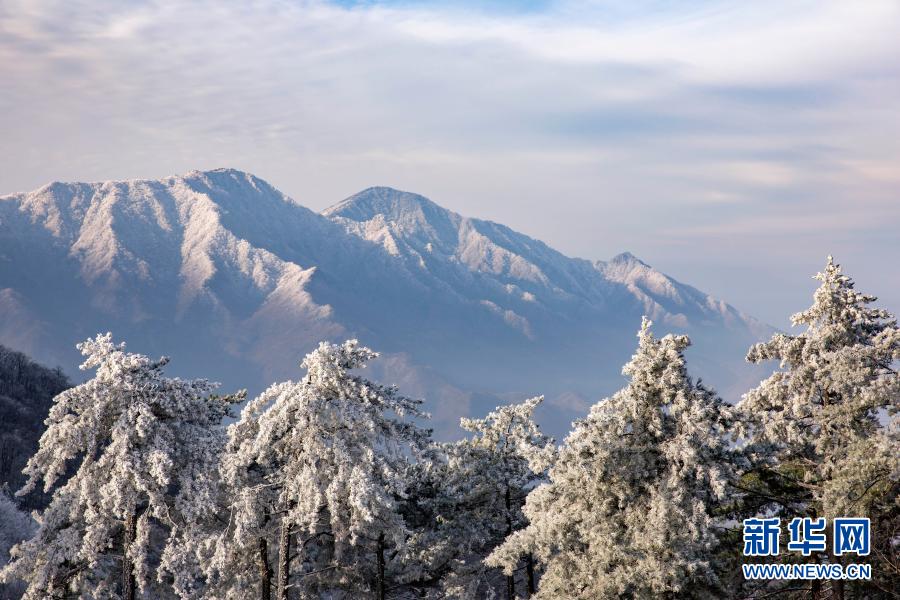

{"left": 210, "top": 340, "right": 431, "bottom": 599}
{"left": 405, "top": 397, "right": 554, "bottom": 598}
{"left": 0, "top": 490, "right": 35, "bottom": 598}
{"left": 487, "top": 319, "right": 738, "bottom": 598}
{"left": 0, "top": 334, "right": 238, "bottom": 599}
{"left": 737, "top": 257, "right": 900, "bottom": 598}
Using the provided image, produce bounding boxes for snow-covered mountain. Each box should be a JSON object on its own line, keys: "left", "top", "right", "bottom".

{"left": 0, "top": 169, "right": 771, "bottom": 437}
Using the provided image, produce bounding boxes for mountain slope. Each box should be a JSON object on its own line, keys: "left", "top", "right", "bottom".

{"left": 0, "top": 345, "right": 70, "bottom": 508}
{"left": 325, "top": 186, "right": 766, "bottom": 335}
{"left": 0, "top": 170, "right": 771, "bottom": 437}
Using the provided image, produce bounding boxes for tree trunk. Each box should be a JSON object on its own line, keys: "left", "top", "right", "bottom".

{"left": 505, "top": 487, "right": 515, "bottom": 600}
{"left": 525, "top": 552, "right": 536, "bottom": 596}
{"left": 809, "top": 509, "right": 823, "bottom": 600}
{"left": 831, "top": 578, "right": 845, "bottom": 600}
{"left": 123, "top": 511, "right": 138, "bottom": 600}
{"left": 258, "top": 537, "right": 272, "bottom": 600}
{"left": 376, "top": 532, "right": 386, "bottom": 600}
{"left": 831, "top": 555, "right": 845, "bottom": 600}
{"left": 810, "top": 577, "right": 822, "bottom": 600}
{"left": 277, "top": 520, "right": 292, "bottom": 600}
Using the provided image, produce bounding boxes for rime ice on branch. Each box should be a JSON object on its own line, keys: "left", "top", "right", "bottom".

{"left": 487, "top": 319, "right": 739, "bottom": 599}
{"left": 737, "top": 257, "right": 900, "bottom": 596}
{"left": 407, "top": 396, "right": 553, "bottom": 598}
{"left": 211, "top": 340, "right": 431, "bottom": 599}
{"left": 740, "top": 257, "right": 899, "bottom": 516}
{"left": 0, "top": 333, "right": 240, "bottom": 600}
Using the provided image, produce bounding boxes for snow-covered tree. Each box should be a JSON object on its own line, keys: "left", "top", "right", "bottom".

{"left": 0, "top": 334, "right": 239, "bottom": 600}
{"left": 487, "top": 318, "right": 738, "bottom": 599}
{"left": 210, "top": 340, "right": 431, "bottom": 599}
{"left": 737, "top": 257, "right": 900, "bottom": 597}
{"left": 0, "top": 490, "right": 35, "bottom": 598}
{"left": 404, "top": 397, "right": 554, "bottom": 599}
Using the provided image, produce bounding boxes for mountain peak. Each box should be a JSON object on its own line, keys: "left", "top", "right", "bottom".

{"left": 14, "top": 168, "right": 265, "bottom": 200}
{"left": 322, "top": 187, "right": 464, "bottom": 259}
{"left": 181, "top": 168, "right": 277, "bottom": 194}
{"left": 187, "top": 167, "right": 268, "bottom": 184}
{"left": 323, "top": 186, "right": 448, "bottom": 224}
{"left": 609, "top": 251, "right": 649, "bottom": 267}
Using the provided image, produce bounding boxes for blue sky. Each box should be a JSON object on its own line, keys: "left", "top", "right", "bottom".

{"left": 1, "top": 0, "right": 898, "bottom": 325}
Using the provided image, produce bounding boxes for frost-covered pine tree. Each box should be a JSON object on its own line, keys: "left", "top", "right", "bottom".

{"left": 211, "top": 340, "right": 430, "bottom": 600}
{"left": 0, "top": 333, "right": 238, "bottom": 600}
{"left": 487, "top": 319, "right": 738, "bottom": 599}
{"left": 0, "top": 490, "right": 35, "bottom": 598}
{"left": 738, "top": 257, "right": 900, "bottom": 597}
{"left": 405, "top": 397, "right": 554, "bottom": 599}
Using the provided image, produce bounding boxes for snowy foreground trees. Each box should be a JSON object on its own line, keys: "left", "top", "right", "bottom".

{"left": 735, "top": 257, "right": 900, "bottom": 598}
{"left": 410, "top": 396, "right": 555, "bottom": 598}
{"left": 0, "top": 334, "right": 241, "bottom": 599}
{"left": 211, "top": 340, "right": 431, "bottom": 599}
{"left": 487, "top": 319, "right": 739, "bottom": 598}
{"left": 1, "top": 257, "right": 898, "bottom": 599}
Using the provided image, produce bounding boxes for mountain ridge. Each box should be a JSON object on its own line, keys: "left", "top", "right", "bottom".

{"left": 326, "top": 182, "right": 766, "bottom": 334}
{"left": 0, "top": 168, "right": 771, "bottom": 437}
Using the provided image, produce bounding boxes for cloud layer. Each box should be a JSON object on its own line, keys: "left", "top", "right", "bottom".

{"left": 1, "top": 0, "right": 898, "bottom": 324}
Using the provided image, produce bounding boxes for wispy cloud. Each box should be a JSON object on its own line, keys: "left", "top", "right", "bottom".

{"left": 1, "top": 0, "right": 898, "bottom": 323}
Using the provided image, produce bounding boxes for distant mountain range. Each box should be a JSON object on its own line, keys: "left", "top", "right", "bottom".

{"left": 0, "top": 169, "right": 772, "bottom": 438}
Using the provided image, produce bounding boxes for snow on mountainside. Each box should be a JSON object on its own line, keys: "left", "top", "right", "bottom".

{"left": 326, "top": 187, "right": 766, "bottom": 335}
{"left": 598, "top": 251, "right": 770, "bottom": 334}
{"left": 0, "top": 170, "right": 771, "bottom": 438}
{"left": 325, "top": 187, "right": 612, "bottom": 302}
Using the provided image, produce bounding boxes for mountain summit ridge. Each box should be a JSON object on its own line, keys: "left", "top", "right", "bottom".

{"left": 0, "top": 169, "right": 770, "bottom": 437}
{"left": 325, "top": 183, "right": 763, "bottom": 333}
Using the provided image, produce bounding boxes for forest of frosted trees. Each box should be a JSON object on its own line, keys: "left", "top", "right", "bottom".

{"left": 0, "top": 258, "right": 897, "bottom": 600}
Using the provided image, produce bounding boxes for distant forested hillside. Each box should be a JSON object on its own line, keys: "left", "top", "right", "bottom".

{"left": 0, "top": 345, "right": 69, "bottom": 507}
